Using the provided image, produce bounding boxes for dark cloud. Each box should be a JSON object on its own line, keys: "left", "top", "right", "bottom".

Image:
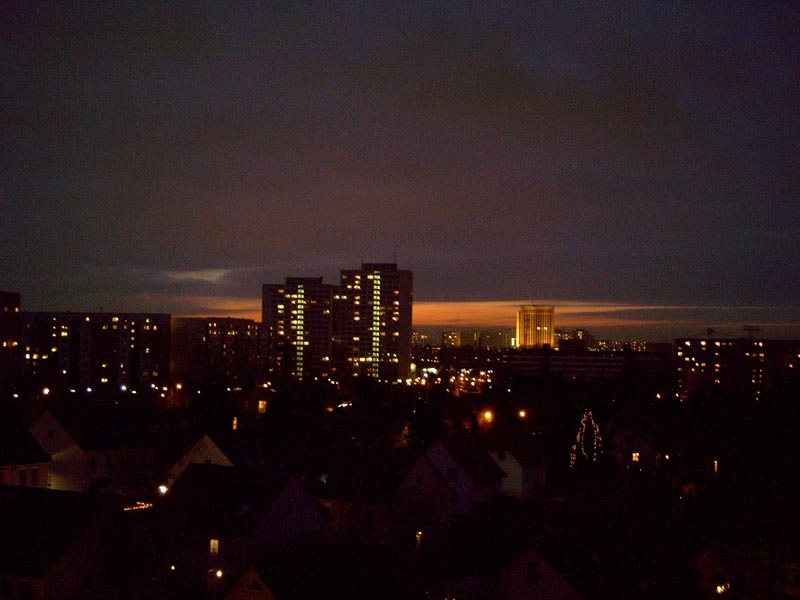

{"left": 2, "top": 2, "right": 798, "bottom": 333}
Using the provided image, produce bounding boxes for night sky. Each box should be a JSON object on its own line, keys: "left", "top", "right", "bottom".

{"left": 2, "top": 3, "right": 799, "bottom": 340}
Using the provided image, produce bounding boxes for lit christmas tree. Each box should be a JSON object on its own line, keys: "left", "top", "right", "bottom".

{"left": 570, "top": 408, "right": 602, "bottom": 467}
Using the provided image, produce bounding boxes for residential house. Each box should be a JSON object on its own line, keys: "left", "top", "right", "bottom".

{"left": 488, "top": 546, "right": 583, "bottom": 600}
{"left": 605, "top": 410, "right": 663, "bottom": 472}
{"left": 310, "top": 445, "right": 419, "bottom": 545}
{"left": 161, "top": 433, "right": 234, "bottom": 489}
{"left": 0, "top": 486, "right": 110, "bottom": 600}
{"left": 224, "top": 566, "right": 276, "bottom": 600}
{"left": 24, "top": 407, "right": 154, "bottom": 494}
{"left": 397, "top": 435, "right": 506, "bottom": 539}
{"left": 154, "top": 463, "right": 334, "bottom": 596}
{"left": 0, "top": 421, "right": 51, "bottom": 489}
{"left": 488, "top": 446, "right": 549, "bottom": 501}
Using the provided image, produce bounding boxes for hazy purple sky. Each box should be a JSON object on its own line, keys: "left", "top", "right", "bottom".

{"left": 2, "top": 3, "right": 799, "bottom": 338}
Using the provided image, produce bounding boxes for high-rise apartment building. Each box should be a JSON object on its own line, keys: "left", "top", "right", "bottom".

{"left": 675, "top": 337, "right": 800, "bottom": 401}
{"left": 336, "top": 263, "right": 413, "bottom": 381}
{"left": 0, "top": 291, "right": 21, "bottom": 389}
{"left": 262, "top": 278, "right": 337, "bottom": 380}
{"left": 515, "top": 305, "right": 554, "bottom": 349}
{"left": 21, "top": 312, "right": 171, "bottom": 394}
{"left": 172, "top": 317, "right": 260, "bottom": 391}
{"left": 261, "top": 264, "right": 413, "bottom": 382}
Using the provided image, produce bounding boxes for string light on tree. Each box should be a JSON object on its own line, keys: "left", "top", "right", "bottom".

{"left": 570, "top": 408, "right": 602, "bottom": 467}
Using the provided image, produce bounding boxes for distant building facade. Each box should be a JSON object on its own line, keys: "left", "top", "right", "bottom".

{"left": 441, "top": 331, "right": 462, "bottom": 348}
{"left": 261, "top": 263, "right": 413, "bottom": 382}
{"left": 0, "top": 291, "right": 21, "bottom": 389}
{"left": 172, "top": 317, "right": 260, "bottom": 390}
{"left": 515, "top": 305, "right": 554, "bottom": 349}
{"left": 21, "top": 312, "right": 170, "bottom": 394}
{"left": 262, "top": 277, "right": 337, "bottom": 380}
{"left": 335, "top": 263, "right": 413, "bottom": 381}
{"left": 511, "top": 346, "right": 673, "bottom": 384}
{"left": 555, "top": 328, "right": 597, "bottom": 352}
{"left": 676, "top": 337, "right": 800, "bottom": 401}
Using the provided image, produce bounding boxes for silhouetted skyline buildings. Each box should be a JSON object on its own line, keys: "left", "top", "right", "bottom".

{"left": 263, "top": 263, "right": 413, "bottom": 382}
{"left": 172, "top": 317, "right": 261, "bottom": 392}
{"left": 19, "top": 312, "right": 171, "bottom": 396}
{"left": 4, "top": 263, "right": 800, "bottom": 405}
{"left": 0, "top": 292, "right": 21, "bottom": 390}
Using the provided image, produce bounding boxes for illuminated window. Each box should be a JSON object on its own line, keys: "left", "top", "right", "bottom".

{"left": 258, "top": 400, "right": 267, "bottom": 414}
{"left": 232, "top": 417, "right": 238, "bottom": 431}
{"left": 209, "top": 539, "right": 219, "bottom": 555}
{"left": 632, "top": 452, "right": 640, "bottom": 462}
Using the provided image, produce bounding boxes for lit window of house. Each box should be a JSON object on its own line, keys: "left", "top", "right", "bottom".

{"left": 209, "top": 539, "right": 219, "bottom": 555}
{"left": 632, "top": 452, "right": 640, "bottom": 462}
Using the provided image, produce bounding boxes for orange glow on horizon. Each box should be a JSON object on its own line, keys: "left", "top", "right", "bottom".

{"left": 174, "top": 297, "right": 670, "bottom": 329}
{"left": 412, "top": 300, "right": 673, "bottom": 329}
{"left": 176, "top": 296, "right": 261, "bottom": 321}
{"left": 171, "top": 296, "right": 798, "bottom": 341}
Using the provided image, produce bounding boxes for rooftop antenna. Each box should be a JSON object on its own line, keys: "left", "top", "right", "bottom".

{"left": 393, "top": 246, "right": 397, "bottom": 264}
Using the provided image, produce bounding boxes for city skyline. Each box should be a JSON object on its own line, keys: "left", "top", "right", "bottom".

{"left": 10, "top": 289, "right": 799, "bottom": 344}
{"left": 2, "top": 4, "right": 798, "bottom": 342}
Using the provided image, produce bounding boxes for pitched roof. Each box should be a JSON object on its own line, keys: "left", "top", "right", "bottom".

{"left": 0, "top": 430, "right": 50, "bottom": 466}
{"left": 0, "top": 409, "right": 49, "bottom": 466}
{"left": 435, "top": 434, "right": 506, "bottom": 486}
{"left": 158, "top": 463, "right": 293, "bottom": 536}
{"left": 309, "top": 445, "right": 421, "bottom": 504}
{"left": 48, "top": 405, "right": 153, "bottom": 451}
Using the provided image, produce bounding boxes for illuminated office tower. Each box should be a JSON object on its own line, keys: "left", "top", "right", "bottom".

{"left": 262, "top": 278, "right": 336, "bottom": 380}
{"left": 515, "top": 305, "right": 555, "bottom": 349}
{"left": 0, "top": 291, "right": 21, "bottom": 389}
{"left": 335, "top": 263, "right": 413, "bottom": 381}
